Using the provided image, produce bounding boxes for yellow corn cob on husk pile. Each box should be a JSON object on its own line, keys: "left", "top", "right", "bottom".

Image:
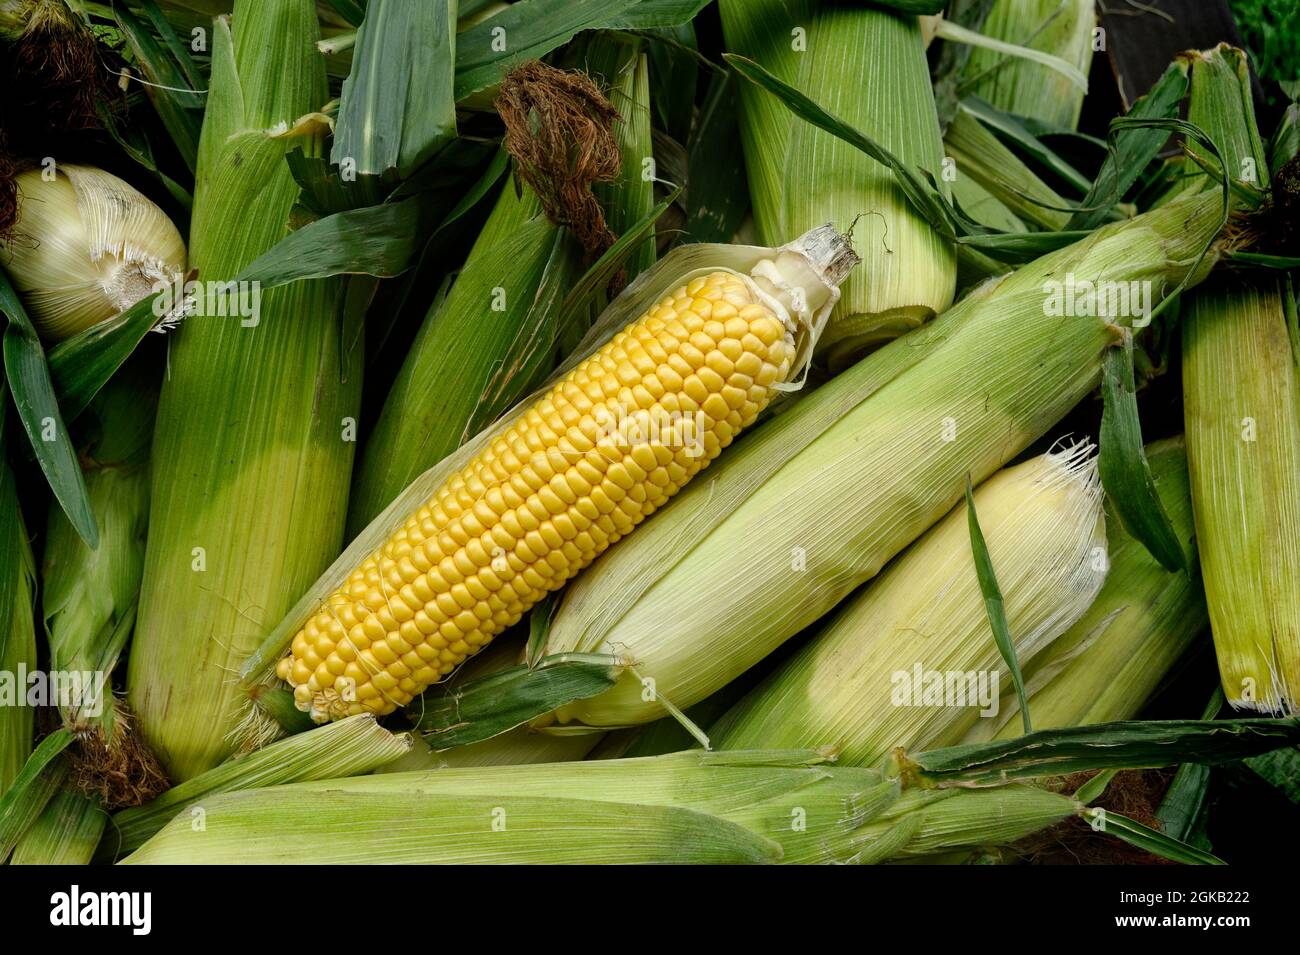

{"left": 120, "top": 749, "right": 1079, "bottom": 865}
{"left": 965, "top": 438, "right": 1208, "bottom": 740}
{"left": 539, "top": 188, "right": 1225, "bottom": 730}
{"left": 276, "top": 226, "right": 858, "bottom": 722}
{"left": 710, "top": 445, "right": 1107, "bottom": 763}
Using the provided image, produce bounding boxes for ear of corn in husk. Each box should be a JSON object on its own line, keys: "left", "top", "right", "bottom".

{"left": 540, "top": 188, "right": 1226, "bottom": 731}
{"left": 41, "top": 370, "right": 166, "bottom": 805}
{"left": 719, "top": 0, "right": 956, "bottom": 363}
{"left": 1180, "top": 45, "right": 1300, "bottom": 715}
{"left": 101, "top": 714, "right": 411, "bottom": 860}
{"left": 257, "top": 224, "right": 857, "bottom": 724}
{"left": 127, "top": 0, "right": 363, "bottom": 780}
{"left": 959, "top": 0, "right": 1097, "bottom": 131}
{"left": 0, "top": 163, "right": 186, "bottom": 340}
{"left": 349, "top": 39, "right": 655, "bottom": 534}
{"left": 9, "top": 785, "right": 106, "bottom": 865}
{"left": 709, "top": 445, "right": 1108, "bottom": 763}
{"left": 0, "top": 512, "right": 36, "bottom": 795}
{"left": 965, "top": 438, "right": 1207, "bottom": 740}
{"left": 120, "top": 749, "right": 1079, "bottom": 865}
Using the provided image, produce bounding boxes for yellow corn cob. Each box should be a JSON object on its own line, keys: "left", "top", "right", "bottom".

{"left": 277, "top": 240, "right": 852, "bottom": 721}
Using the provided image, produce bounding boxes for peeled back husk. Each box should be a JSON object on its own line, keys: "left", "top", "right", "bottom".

{"left": 710, "top": 445, "right": 1108, "bottom": 763}
{"left": 541, "top": 188, "right": 1225, "bottom": 729}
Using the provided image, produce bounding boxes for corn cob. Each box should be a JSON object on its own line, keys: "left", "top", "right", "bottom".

{"left": 128, "top": 0, "right": 362, "bottom": 780}
{"left": 710, "top": 445, "right": 1107, "bottom": 763}
{"left": 275, "top": 226, "right": 858, "bottom": 722}
{"left": 960, "top": 0, "right": 1097, "bottom": 131}
{"left": 965, "top": 438, "right": 1207, "bottom": 739}
{"left": 719, "top": 0, "right": 955, "bottom": 361}
{"left": 1180, "top": 45, "right": 1300, "bottom": 715}
{"left": 541, "top": 188, "right": 1225, "bottom": 729}
{"left": 120, "top": 749, "right": 1079, "bottom": 865}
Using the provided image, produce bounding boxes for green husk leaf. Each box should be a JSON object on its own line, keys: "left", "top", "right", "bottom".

{"left": 407, "top": 653, "right": 625, "bottom": 748}
{"left": 9, "top": 786, "right": 107, "bottom": 865}
{"left": 454, "top": 0, "right": 711, "bottom": 100}
{"left": 1084, "top": 807, "right": 1224, "bottom": 864}
{"left": 0, "top": 731, "right": 74, "bottom": 862}
{"left": 1155, "top": 689, "right": 1223, "bottom": 840}
{"left": 123, "top": 789, "right": 782, "bottom": 864}
{"left": 722, "top": 53, "right": 955, "bottom": 240}
{"left": 45, "top": 293, "right": 164, "bottom": 423}
{"left": 965, "top": 475, "right": 1031, "bottom": 734}
{"left": 332, "top": 0, "right": 456, "bottom": 179}
{"left": 1067, "top": 61, "right": 1190, "bottom": 230}
{"left": 959, "top": 95, "right": 1092, "bottom": 194}
{"left": 234, "top": 197, "right": 429, "bottom": 287}
{"left": 1099, "top": 330, "right": 1186, "bottom": 571}
{"left": 115, "top": 1, "right": 203, "bottom": 173}
{"left": 1245, "top": 746, "right": 1300, "bottom": 803}
{"left": 899, "top": 717, "right": 1300, "bottom": 785}
{"left": 0, "top": 268, "right": 97, "bottom": 548}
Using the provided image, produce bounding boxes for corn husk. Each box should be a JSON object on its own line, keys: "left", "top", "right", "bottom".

{"left": 9, "top": 785, "right": 106, "bottom": 864}
{"left": 0, "top": 515, "right": 36, "bottom": 795}
{"left": 719, "top": 0, "right": 956, "bottom": 361}
{"left": 960, "top": 0, "right": 1097, "bottom": 131}
{"left": 1181, "top": 46, "right": 1300, "bottom": 714}
{"left": 41, "top": 371, "right": 157, "bottom": 797}
{"left": 385, "top": 636, "right": 603, "bottom": 770}
{"left": 710, "top": 446, "right": 1107, "bottom": 763}
{"left": 128, "top": 0, "right": 363, "bottom": 780}
{"left": 121, "top": 749, "right": 1078, "bottom": 865}
{"left": 541, "top": 188, "right": 1225, "bottom": 729}
{"left": 944, "top": 107, "right": 1071, "bottom": 231}
{"left": 100, "top": 714, "right": 410, "bottom": 860}
{"left": 0, "top": 164, "right": 186, "bottom": 341}
{"left": 965, "top": 438, "right": 1207, "bottom": 739}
